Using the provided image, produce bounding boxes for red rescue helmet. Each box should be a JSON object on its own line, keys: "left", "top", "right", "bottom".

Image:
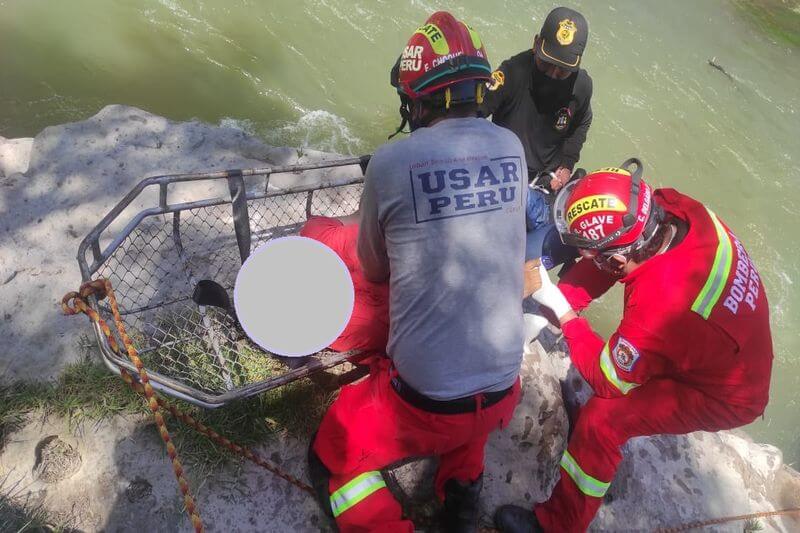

{"left": 391, "top": 11, "right": 492, "bottom": 102}
{"left": 554, "top": 159, "right": 657, "bottom": 253}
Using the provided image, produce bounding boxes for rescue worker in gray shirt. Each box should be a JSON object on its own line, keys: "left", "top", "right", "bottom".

{"left": 309, "top": 12, "right": 526, "bottom": 532}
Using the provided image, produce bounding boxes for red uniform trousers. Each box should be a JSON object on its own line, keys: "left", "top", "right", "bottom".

{"left": 312, "top": 357, "right": 521, "bottom": 532}
{"left": 534, "top": 379, "right": 762, "bottom": 532}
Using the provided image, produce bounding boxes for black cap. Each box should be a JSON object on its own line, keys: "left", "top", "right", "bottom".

{"left": 535, "top": 7, "right": 588, "bottom": 72}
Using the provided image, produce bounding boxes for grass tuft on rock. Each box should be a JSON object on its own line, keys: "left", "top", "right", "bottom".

{"left": 744, "top": 517, "right": 764, "bottom": 532}
{"left": 0, "top": 357, "right": 144, "bottom": 448}
{"left": 1, "top": 349, "right": 336, "bottom": 471}
{"left": 173, "top": 376, "right": 336, "bottom": 470}
{"left": 0, "top": 472, "right": 74, "bottom": 533}
{"left": 0, "top": 496, "right": 55, "bottom": 533}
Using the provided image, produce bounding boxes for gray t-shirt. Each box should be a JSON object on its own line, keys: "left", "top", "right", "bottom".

{"left": 358, "top": 117, "right": 527, "bottom": 400}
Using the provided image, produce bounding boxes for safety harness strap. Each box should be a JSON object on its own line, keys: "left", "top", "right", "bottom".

{"left": 691, "top": 208, "right": 734, "bottom": 319}
{"left": 560, "top": 450, "right": 611, "bottom": 498}
{"left": 330, "top": 471, "right": 387, "bottom": 518}
{"left": 599, "top": 341, "right": 639, "bottom": 395}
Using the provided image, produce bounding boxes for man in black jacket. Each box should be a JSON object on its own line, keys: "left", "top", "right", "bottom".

{"left": 482, "top": 6, "right": 592, "bottom": 191}
{"left": 481, "top": 6, "right": 592, "bottom": 272}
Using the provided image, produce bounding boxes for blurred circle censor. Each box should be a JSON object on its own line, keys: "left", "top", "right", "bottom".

{"left": 234, "top": 236, "right": 354, "bottom": 357}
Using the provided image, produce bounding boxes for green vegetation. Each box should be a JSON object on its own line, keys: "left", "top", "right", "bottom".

{"left": 171, "top": 366, "right": 336, "bottom": 471}
{"left": 0, "top": 326, "right": 339, "bottom": 529}
{"left": 0, "top": 358, "right": 144, "bottom": 449}
{"left": 0, "top": 475, "right": 72, "bottom": 533}
{"left": 0, "top": 497, "right": 56, "bottom": 532}
{"left": 124, "top": 316, "right": 338, "bottom": 467}
{"left": 733, "top": 0, "right": 800, "bottom": 47}
{"left": 1, "top": 350, "right": 336, "bottom": 471}
{"left": 743, "top": 517, "right": 765, "bottom": 531}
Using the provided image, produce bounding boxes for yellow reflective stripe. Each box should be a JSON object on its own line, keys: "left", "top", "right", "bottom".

{"left": 691, "top": 209, "right": 734, "bottom": 319}
{"left": 463, "top": 22, "right": 482, "bottom": 50}
{"left": 560, "top": 450, "right": 610, "bottom": 498}
{"left": 414, "top": 23, "right": 449, "bottom": 55}
{"left": 599, "top": 342, "right": 639, "bottom": 395}
{"left": 330, "top": 471, "right": 386, "bottom": 518}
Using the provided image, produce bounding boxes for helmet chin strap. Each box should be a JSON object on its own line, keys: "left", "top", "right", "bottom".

{"left": 388, "top": 82, "right": 485, "bottom": 139}
{"left": 388, "top": 94, "right": 412, "bottom": 139}
{"left": 389, "top": 96, "right": 431, "bottom": 138}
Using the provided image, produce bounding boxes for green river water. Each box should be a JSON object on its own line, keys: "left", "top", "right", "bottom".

{"left": 1, "top": 1, "right": 799, "bottom": 465}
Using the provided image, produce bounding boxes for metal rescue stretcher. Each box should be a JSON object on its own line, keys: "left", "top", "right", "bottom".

{"left": 76, "top": 157, "right": 370, "bottom": 409}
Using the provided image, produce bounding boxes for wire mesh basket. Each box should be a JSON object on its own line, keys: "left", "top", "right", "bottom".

{"left": 77, "top": 157, "right": 369, "bottom": 408}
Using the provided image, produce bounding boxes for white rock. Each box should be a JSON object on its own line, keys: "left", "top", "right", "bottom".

{"left": 0, "top": 136, "right": 33, "bottom": 177}
{"left": 1, "top": 107, "right": 797, "bottom": 533}
{"left": 390, "top": 332, "right": 800, "bottom": 531}
{"left": 526, "top": 333, "right": 798, "bottom": 532}
{"left": 0, "top": 415, "right": 329, "bottom": 532}
{"left": 0, "top": 105, "right": 361, "bottom": 381}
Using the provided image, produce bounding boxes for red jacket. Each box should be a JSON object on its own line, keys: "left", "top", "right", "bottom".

{"left": 300, "top": 217, "right": 390, "bottom": 352}
{"left": 558, "top": 189, "right": 773, "bottom": 414}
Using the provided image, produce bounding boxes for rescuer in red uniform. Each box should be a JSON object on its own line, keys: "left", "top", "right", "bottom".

{"left": 495, "top": 160, "right": 774, "bottom": 532}
{"left": 300, "top": 213, "right": 390, "bottom": 353}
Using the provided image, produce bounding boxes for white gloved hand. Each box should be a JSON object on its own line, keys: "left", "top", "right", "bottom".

{"left": 531, "top": 264, "right": 572, "bottom": 320}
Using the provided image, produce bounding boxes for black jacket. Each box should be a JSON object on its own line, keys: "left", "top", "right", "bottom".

{"left": 481, "top": 50, "right": 593, "bottom": 174}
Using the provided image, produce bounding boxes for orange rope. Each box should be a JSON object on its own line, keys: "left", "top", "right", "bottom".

{"left": 656, "top": 507, "right": 800, "bottom": 532}
{"left": 62, "top": 279, "right": 314, "bottom": 532}
{"left": 63, "top": 280, "right": 800, "bottom": 532}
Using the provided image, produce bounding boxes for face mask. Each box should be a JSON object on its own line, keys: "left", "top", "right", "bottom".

{"left": 531, "top": 61, "right": 576, "bottom": 113}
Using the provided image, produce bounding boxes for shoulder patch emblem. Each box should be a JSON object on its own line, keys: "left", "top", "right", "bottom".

{"left": 613, "top": 336, "right": 640, "bottom": 372}
{"left": 488, "top": 70, "right": 505, "bottom": 91}
{"left": 556, "top": 19, "right": 577, "bottom": 46}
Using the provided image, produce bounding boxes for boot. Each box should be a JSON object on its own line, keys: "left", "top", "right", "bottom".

{"left": 442, "top": 473, "right": 483, "bottom": 533}
{"left": 493, "top": 504, "right": 544, "bottom": 533}
{"left": 307, "top": 434, "right": 334, "bottom": 519}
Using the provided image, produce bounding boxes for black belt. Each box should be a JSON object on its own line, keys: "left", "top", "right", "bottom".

{"left": 389, "top": 374, "right": 512, "bottom": 415}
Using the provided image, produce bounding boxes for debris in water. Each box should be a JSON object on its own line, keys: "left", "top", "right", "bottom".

{"left": 708, "top": 57, "right": 736, "bottom": 82}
